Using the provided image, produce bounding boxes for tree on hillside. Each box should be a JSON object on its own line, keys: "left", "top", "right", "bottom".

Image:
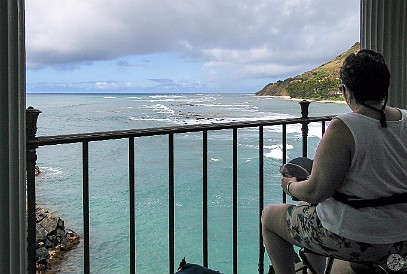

{"left": 287, "top": 75, "right": 341, "bottom": 100}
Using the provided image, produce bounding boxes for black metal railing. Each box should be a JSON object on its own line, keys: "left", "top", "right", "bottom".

{"left": 26, "top": 101, "right": 333, "bottom": 274}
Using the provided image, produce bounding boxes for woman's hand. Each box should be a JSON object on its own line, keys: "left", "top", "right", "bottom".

{"left": 281, "top": 176, "right": 297, "bottom": 196}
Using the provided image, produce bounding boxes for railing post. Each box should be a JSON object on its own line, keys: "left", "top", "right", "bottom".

{"left": 26, "top": 107, "right": 41, "bottom": 274}
{"left": 232, "top": 128, "right": 238, "bottom": 274}
{"left": 258, "top": 126, "right": 264, "bottom": 274}
{"left": 202, "top": 130, "right": 208, "bottom": 268}
{"left": 282, "top": 124, "right": 287, "bottom": 204}
{"left": 299, "top": 100, "right": 310, "bottom": 158}
{"left": 129, "top": 137, "right": 136, "bottom": 274}
{"left": 169, "top": 133, "right": 175, "bottom": 274}
{"left": 82, "top": 141, "right": 90, "bottom": 273}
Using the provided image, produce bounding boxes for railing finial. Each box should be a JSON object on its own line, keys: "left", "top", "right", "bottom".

{"left": 26, "top": 106, "right": 41, "bottom": 139}
{"left": 299, "top": 100, "right": 311, "bottom": 119}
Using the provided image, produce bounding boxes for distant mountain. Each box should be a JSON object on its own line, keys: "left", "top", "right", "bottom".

{"left": 256, "top": 42, "right": 360, "bottom": 100}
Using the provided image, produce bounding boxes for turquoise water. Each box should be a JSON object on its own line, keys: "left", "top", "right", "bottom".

{"left": 27, "top": 93, "right": 349, "bottom": 273}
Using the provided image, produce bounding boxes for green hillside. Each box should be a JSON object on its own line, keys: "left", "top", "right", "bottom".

{"left": 256, "top": 42, "right": 360, "bottom": 101}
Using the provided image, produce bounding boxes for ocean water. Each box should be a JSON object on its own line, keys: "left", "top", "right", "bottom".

{"left": 26, "top": 93, "right": 349, "bottom": 274}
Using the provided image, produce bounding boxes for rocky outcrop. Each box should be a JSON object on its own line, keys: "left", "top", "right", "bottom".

{"left": 35, "top": 165, "right": 41, "bottom": 176}
{"left": 256, "top": 78, "right": 291, "bottom": 96}
{"left": 36, "top": 205, "right": 80, "bottom": 274}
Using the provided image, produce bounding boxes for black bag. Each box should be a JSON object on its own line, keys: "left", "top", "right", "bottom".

{"left": 174, "top": 258, "right": 222, "bottom": 274}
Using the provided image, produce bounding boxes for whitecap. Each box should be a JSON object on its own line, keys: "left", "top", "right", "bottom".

{"left": 264, "top": 148, "right": 283, "bottom": 160}
{"left": 36, "top": 166, "right": 64, "bottom": 181}
{"left": 149, "top": 99, "right": 177, "bottom": 102}
{"left": 308, "top": 122, "right": 330, "bottom": 138}
{"left": 148, "top": 95, "right": 185, "bottom": 99}
{"left": 285, "top": 122, "right": 329, "bottom": 139}
{"left": 128, "top": 116, "right": 172, "bottom": 122}
{"left": 195, "top": 103, "right": 234, "bottom": 107}
{"left": 142, "top": 104, "right": 175, "bottom": 115}
{"left": 171, "top": 112, "right": 294, "bottom": 126}
{"left": 264, "top": 144, "right": 294, "bottom": 160}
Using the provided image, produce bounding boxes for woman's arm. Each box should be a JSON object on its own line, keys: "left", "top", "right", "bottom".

{"left": 282, "top": 118, "right": 354, "bottom": 204}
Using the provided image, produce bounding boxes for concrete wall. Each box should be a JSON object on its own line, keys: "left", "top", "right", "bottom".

{"left": 0, "top": 0, "right": 27, "bottom": 273}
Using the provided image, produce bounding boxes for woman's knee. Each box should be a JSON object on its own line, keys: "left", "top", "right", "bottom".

{"left": 261, "top": 204, "right": 290, "bottom": 230}
{"left": 261, "top": 204, "right": 275, "bottom": 223}
{"left": 261, "top": 204, "right": 276, "bottom": 225}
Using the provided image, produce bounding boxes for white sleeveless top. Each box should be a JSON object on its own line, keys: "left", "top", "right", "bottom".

{"left": 316, "top": 109, "right": 407, "bottom": 244}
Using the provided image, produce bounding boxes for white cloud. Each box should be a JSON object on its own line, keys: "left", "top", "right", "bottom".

{"left": 95, "top": 81, "right": 117, "bottom": 89}
{"left": 25, "top": 0, "right": 360, "bottom": 91}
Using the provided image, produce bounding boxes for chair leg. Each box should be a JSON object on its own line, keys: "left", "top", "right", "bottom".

{"left": 299, "top": 248, "right": 318, "bottom": 274}
{"left": 299, "top": 248, "right": 335, "bottom": 274}
{"left": 323, "top": 257, "right": 334, "bottom": 274}
{"left": 372, "top": 264, "right": 389, "bottom": 274}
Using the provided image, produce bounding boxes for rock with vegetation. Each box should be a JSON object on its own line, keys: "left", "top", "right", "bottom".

{"left": 36, "top": 205, "right": 80, "bottom": 274}
{"left": 256, "top": 78, "right": 292, "bottom": 97}
{"left": 256, "top": 42, "right": 360, "bottom": 101}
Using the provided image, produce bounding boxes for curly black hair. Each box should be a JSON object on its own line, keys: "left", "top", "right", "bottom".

{"left": 340, "top": 49, "right": 391, "bottom": 103}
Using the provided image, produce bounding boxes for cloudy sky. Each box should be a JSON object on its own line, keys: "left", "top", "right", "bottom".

{"left": 25, "top": 0, "right": 360, "bottom": 93}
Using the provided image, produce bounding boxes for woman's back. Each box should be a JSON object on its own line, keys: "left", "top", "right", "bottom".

{"left": 317, "top": 109, "right": 407, "bottom": 244}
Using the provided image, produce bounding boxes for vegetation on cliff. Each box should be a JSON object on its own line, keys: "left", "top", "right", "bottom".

{"left": 256, "top": 42, "right": 360, "bottom": 101}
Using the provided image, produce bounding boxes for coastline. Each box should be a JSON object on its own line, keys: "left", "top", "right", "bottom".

{"left": 264, "top": 95, "right": 347, "bottom": 104}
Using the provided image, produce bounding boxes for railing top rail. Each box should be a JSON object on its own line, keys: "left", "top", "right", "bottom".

{"left": 27, "top": 115, "right": 334, "bottom": 147}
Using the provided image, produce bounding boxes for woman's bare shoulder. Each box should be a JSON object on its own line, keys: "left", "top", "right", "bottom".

{"left": 315, "top": 117, "right": 354, "bottom": 168}
{"left": 327, "top": 117, "right": 353, "bottom": 140}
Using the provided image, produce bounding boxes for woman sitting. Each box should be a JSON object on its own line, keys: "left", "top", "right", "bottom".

{"left": 261, "top": 49, "right": 407, "bottom": 274}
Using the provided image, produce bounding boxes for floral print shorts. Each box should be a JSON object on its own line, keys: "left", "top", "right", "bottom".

{"left": 286, "top": 204, "right": 407, "bottom": 264}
